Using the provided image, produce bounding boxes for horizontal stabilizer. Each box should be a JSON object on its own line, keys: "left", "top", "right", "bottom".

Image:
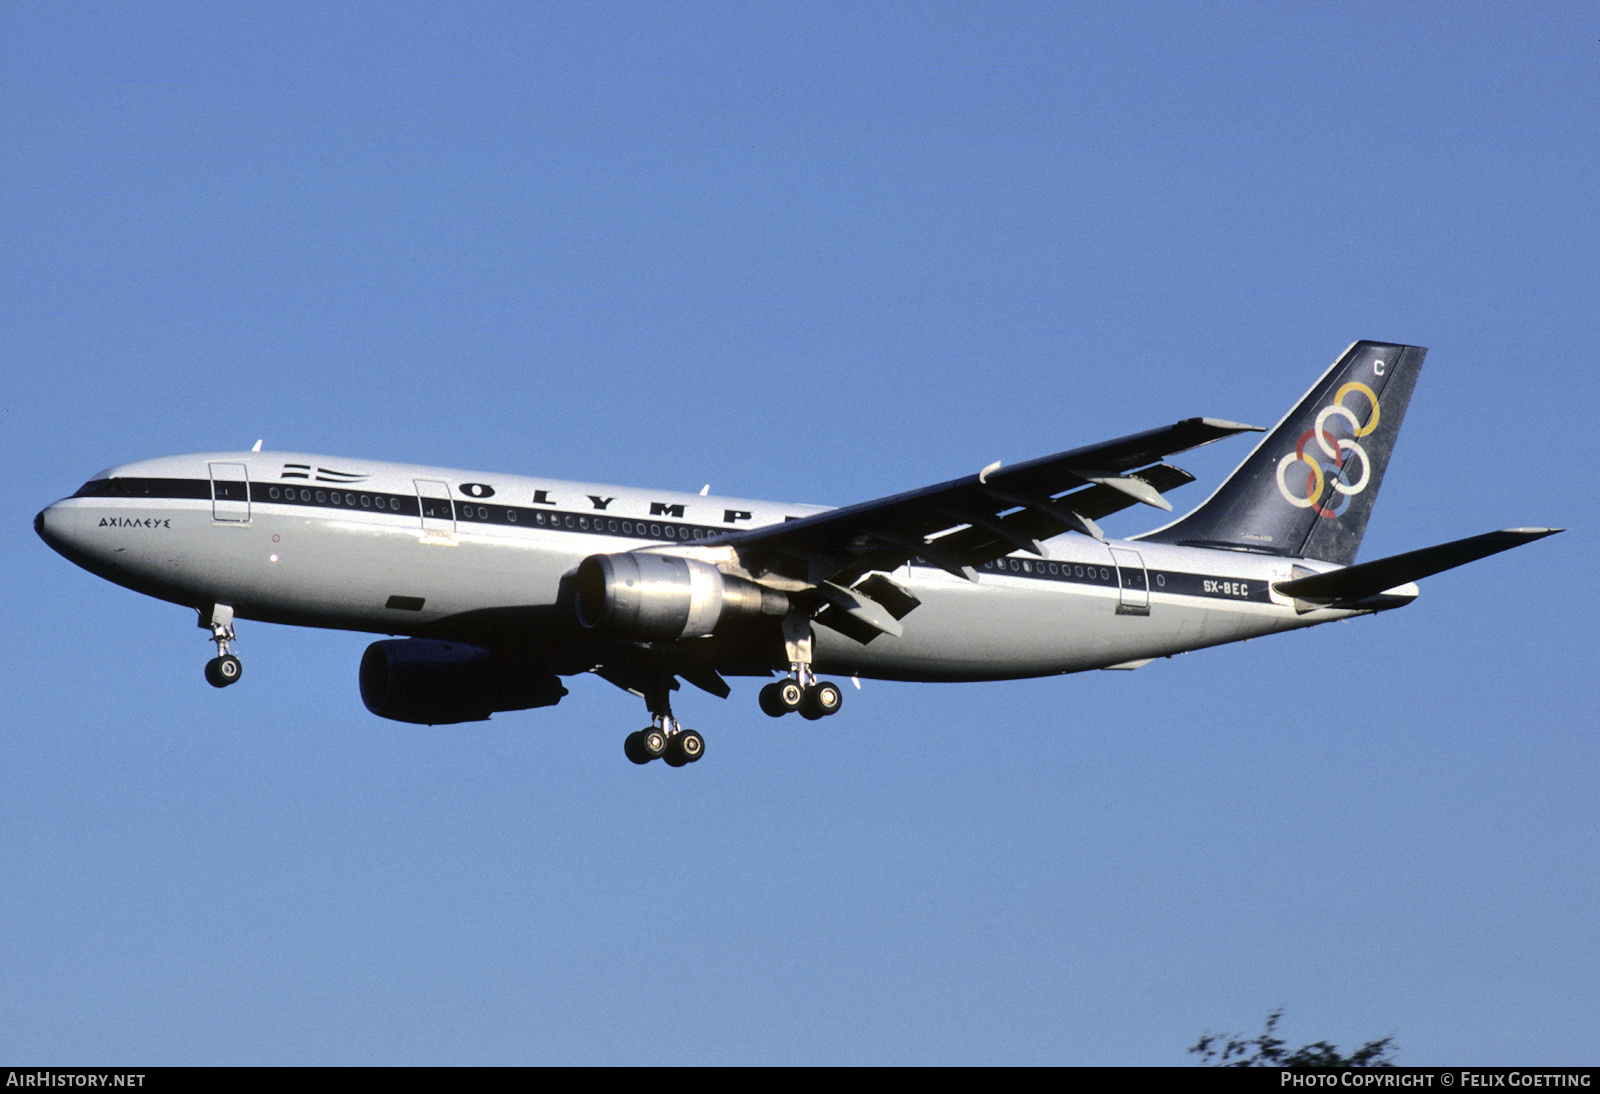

{"left": 1274, "top": 528, "right": 1563, "bottom": 604}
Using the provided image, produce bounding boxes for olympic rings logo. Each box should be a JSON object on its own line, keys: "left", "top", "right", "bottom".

{"left": 1275, "top": 381, "right": 1380, "bottom": 519}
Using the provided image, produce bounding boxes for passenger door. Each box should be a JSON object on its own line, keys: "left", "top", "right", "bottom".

{"left": 414, "top": 479, "right": 455, "bottom": 535}
{"left": 209, "top": 462, "right": 251, "bottom": 522}
{"left": 1109, "top": 546, "right": 1149, "bottom": 616}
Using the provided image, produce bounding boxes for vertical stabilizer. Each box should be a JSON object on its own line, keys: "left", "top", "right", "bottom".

{"left": 1139, "top": 341, "right": 1424, "bottom": 565}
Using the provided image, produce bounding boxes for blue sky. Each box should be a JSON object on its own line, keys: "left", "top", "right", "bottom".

{"left": 3, "top": 1, "right": 1596, "bottom": 1064}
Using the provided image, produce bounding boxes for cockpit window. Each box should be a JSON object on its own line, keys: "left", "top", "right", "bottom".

{"left": 74, "top": 477, "right": 148, "bottom": 497}
{"left": 70, "top": 477, "right": 207, "bottom": 500}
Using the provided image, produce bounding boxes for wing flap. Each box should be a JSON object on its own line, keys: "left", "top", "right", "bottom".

{"left": 930, "top": 464, "right": 1197, "bottom": 566}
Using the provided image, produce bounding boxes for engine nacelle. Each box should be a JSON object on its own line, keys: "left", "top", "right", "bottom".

{"left": 359, "top": 638, "right": 567, "bottom": 725}
{"left": 575, "top": 552, "right": 789, "bottom": 642}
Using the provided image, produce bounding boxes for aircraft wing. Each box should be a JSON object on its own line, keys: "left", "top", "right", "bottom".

{"left": 718, "top": 417, "right": 1261, "bottom": 589}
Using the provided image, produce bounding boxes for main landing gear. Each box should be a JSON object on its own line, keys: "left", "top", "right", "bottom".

{"left": 758, "top": 668, "right": 843, "bottom": 721}
{"left": 624, "top": 676, "right": 704, "bottom": 767}
{"left": 624, "top": 718, "right": 705, "bottom": 767}
{"left": 757, "top": 613, "right": 842, "bottom": 721}
{"left": 200, "top": 604, "right": 242, "bottom": 688}
{"left": 621, "top": 618, "right": 839, "bottom": 767}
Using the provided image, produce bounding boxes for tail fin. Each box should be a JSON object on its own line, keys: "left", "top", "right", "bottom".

{"left": 1139, "top": 341, "right": 1425, "bottom": 565}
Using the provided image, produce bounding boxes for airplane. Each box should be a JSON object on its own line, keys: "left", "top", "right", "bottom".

{"left": 35, "top": 341, "right": 1560, "bottom": 767}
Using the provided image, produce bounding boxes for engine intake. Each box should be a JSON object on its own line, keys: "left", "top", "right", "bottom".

{"left": 575, "top": 552, "right": 789, "bottom": 642}
{"left": 359, "top": 639, "right": 567, "bottom": 725}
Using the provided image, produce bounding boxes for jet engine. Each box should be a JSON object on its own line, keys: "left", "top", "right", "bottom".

{"left": 575, "top": 552, "right": 789, "bottom": 642}
{"left": 359, "top": 638, "right": 567, "bottom": 725}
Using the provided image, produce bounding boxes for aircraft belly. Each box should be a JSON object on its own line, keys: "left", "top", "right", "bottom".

{"left": 815, "top": 577, "right": 1188, "bottom": 680}
{"left": 813, "top": 573, "right": 1297, "bottom": 682}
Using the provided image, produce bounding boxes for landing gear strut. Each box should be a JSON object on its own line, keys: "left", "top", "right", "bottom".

{"left": 757, "top": 613, "right": 843, "bottom": 720}
{"left": 200, "top": 604, "right": 242, "bottom": 688}
{"left": 623, "top": 674, "right": 704, "bottom": 767}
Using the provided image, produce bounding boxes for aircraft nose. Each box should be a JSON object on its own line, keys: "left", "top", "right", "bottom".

{"left": 34, "top": 502, "right": 77, "bottom": 560}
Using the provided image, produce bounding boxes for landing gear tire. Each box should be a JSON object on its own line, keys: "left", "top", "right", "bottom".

{"left": 759, "top": 681, "right": 796, "bottom": 718}
{"left": 778, "top": 680, "right": 805, "bottom": 712}
{"left": 800, "top": 680, "right": 842, "bottom": 720}
{"left": 663, "top": 728, "right": 704, "bottom": 767}
{"left": 205, "top": 654, "right": 242, "bottom": 688}
{"left": 641, "top": 728, "right": 669, "bottom": 761}
{"left": 624, "top": 731, "right": 653, "bottom": 765}
{"left": 758, "top": 679, "right": 805, "bottom": 718}
{"left": 676, "top": 729, "right": 705, "bottom": 763}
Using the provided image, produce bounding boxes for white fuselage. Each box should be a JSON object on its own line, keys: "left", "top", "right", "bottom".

{"left": 37, "top": 451, "right": 1403, "bottom": 684}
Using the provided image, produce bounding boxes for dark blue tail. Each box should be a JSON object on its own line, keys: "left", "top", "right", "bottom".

{"left": 1139, "top": 341, "right": 1425, "bottom": 566}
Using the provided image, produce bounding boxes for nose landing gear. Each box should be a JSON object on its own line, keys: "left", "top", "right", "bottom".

{"left": 200, "top": 604, "right": 242, "bottom": 688}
